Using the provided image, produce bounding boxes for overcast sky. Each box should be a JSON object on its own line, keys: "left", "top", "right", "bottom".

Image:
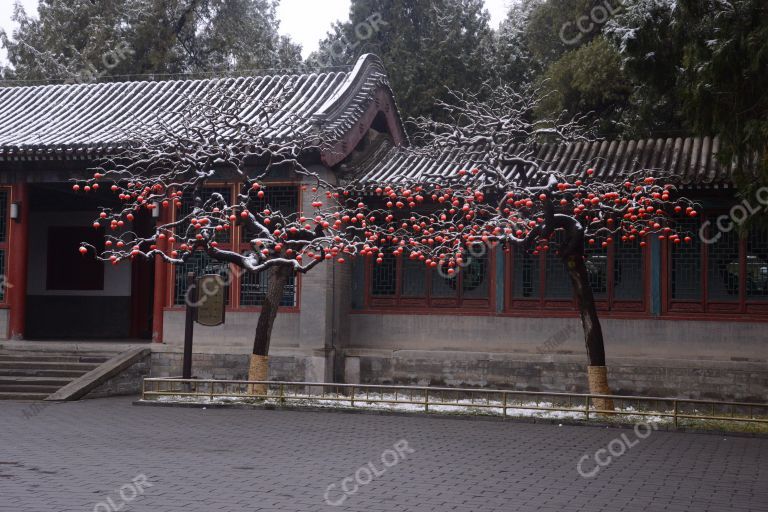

{"left": 0, "top": 0, "right": 511, "bottom": 63}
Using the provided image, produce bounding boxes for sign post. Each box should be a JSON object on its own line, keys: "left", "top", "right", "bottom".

{"left": 182, "top": 272, "right": 196, "bottom": 379}
{"left": 195, "top": 274, "right": 227, "bottom": 327}
{"left": 182, "top": 273, "right": 227, "bottom": 379}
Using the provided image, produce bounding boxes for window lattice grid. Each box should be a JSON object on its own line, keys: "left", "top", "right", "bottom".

{"left": 461, "top": 252, "right": 490, "bottom": 299}
{"left": 707, "top": 229, "right": 740, "bottom": 301}
{"left": 511, "top": 246, "right": 540, "bottom": 299}
{"left": 431, "top": 263, "right": 458, "bottom": 298}
{"left": 401, "top": 258, "right": 427, "bottom": 297}
{"left": 0, "top": 190, "right": 7, "bottom": 243}
{"left": 244, "top": 186, "right": 299, "bottom": 240}
{"left": 177, "top": 187, "right": 233, "bottom": 244}
{"left": 613, "top": 238, "right": 644, "bottom": 301}
{"left": 371, "top": 251, "right": 397, "bottom": 296}
{"left": 239, "top": 268, "right": 296, "bottom": 307}
{"left": 746, "top": 226, "right": 768, "bottom": 300}
{"left": 544, "top": 232, "right": 572, "bottom": 299}
{"left": 584, "top": 245, "right": 609, "bottom": 299}
{"left": 671, "top": 219, "right": 702, "bottom": 300}
{"left": 174, "top": 251, "right": 231, "bottom": 306}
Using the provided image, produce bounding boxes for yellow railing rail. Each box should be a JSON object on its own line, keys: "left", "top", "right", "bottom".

{"left": 141, "top": 378, "right": 768, "bottom": 428}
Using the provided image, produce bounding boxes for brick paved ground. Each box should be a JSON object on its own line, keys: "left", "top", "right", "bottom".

{"left": 0, "top": 397, "right": 766, "bottom": 512}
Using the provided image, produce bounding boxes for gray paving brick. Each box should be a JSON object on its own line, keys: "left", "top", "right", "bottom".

{"left": 0, "top": 397, "right": 766, "bottom": 511}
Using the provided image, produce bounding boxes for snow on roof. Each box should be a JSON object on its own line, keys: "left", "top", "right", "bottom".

{"left": 358, "top": 136, "right": 734, "bottom": 187}
{"left": 0, "top": 54, "right": 399, "bottom": 162}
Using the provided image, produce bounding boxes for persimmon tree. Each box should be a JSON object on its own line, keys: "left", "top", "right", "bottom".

{"left": 76, "top": 87, "right": 356, "bottom": 386}
{"left": 337, "top": 85, "right": 699, "bottom": 409}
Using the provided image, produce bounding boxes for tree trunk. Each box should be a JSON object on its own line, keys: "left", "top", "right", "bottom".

{"left": 248, "top": 264, "right": 292, "bottom": 396}
{"left": 563, "top": 253, "right": 614, "bottom": 412}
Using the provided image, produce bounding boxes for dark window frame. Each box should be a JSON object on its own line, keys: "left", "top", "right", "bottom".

{"left": 663, "top": 215, "right": 768, "bottom": 316}
{"left": 505, "top": 240, "right": 649, "bottom": 314}
{"left": 365, "top": 249, "right": 495, "bottom": 310}
{"left": 168, "top": 182, "right": 301, "bottom": 310}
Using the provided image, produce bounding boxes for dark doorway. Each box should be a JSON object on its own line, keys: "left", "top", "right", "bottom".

{"left": 24, "top": 183, "right": 153, "bottom": 340}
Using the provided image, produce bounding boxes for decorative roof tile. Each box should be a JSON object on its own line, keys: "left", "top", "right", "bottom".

{"left": 357, "top": 136, "right": 734, "bottom": 187}
{"left": 0, "top": 54, "right": 399, "bottom": 162}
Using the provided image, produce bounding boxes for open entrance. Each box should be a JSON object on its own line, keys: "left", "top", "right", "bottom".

{"left": 24, "top": 184, "right": 154, "bottom": 340}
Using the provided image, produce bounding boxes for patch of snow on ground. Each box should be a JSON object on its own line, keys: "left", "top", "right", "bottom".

{"left": 145, "top": 392, "right": 669, "bottom": 425}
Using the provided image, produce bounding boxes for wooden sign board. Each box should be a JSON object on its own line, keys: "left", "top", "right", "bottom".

{"left": 195, "top": 274, "right": 226, "bottom": 327}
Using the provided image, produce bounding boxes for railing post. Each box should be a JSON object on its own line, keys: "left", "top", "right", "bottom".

{"left": 585, "top": 395, "right": 590, "bottom": 421}
{"left": 673, "top": 400, "right": 678, "bottom": 429}
{"left": 279, "top": 383, "right": 285, "bottom": 405}
{"left": 209, "top": 380, "right": 214, "bottom": 400}
{"left": 502, "top": 392, "right": 507, "bottom": 419}
{"left": 424, "top": 389, "right": 429, "bottom": 413}
{"left": 350, "top": 386, "right": 355, "bottom": 407}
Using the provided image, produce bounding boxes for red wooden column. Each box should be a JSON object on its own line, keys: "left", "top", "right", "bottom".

{"left": 151, "top": 206, "right": 169, "bottom": 343}
{"left": 7, "top": 182, "right": 30, "bottom": 339}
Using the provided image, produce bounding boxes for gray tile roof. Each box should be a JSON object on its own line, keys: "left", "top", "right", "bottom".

{"left": 0, "top": 54, "right": 396, "bottom": 162}
{"left": 358, "top": 136, "right": 734, "bottom": 187}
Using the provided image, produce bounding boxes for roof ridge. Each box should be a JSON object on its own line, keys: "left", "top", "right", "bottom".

{"left": 0, "top": 64, "right": 356, "bottom": 90}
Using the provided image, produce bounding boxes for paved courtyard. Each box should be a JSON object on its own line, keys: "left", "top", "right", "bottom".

{"left": 0, "top": 397, "right": 766, "bottom": 512}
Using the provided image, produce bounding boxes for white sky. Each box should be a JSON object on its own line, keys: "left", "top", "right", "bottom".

{"left": 0, "top": 0, "right": 512, "bottom": 63}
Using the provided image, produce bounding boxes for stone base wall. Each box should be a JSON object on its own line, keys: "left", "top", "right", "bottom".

{"left": 85, "top": 353, "right": 151, "bottom": 399}
{"left": 149, "top": 351, "right": 324, "bottom": 382}
{"left": 99, "top": 345, "right": 767, "bottom": 402}
{"left": 343, "top": 350, "right": 768, "bottom": 402}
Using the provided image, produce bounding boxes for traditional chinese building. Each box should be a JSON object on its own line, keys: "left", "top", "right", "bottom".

{"left": 347, "top": 137, "right": 768, "bottom": 400}
{"left": 0, "top": 55, "right": 765, "bottom": 400}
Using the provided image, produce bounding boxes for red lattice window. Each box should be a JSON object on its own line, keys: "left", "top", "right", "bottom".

{"left": 666, "top": 216, "right": 768, "bottom": 315}
{"left": 170, "top": 183, "right": 299, "bottom": 309}
{"left": 507, "top": 237, "right": 647, "bottom": 313}
{"left": 367, "top": 248, "right": 493, "bottom": 309}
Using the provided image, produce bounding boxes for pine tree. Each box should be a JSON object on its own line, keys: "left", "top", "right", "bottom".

{"left": 1, "top": 0, "right": 301, "bottom": 82}
{"left": 313, "top": 0, "right": 495, "bottom": 120}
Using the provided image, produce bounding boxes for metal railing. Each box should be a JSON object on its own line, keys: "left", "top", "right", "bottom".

{"left": 141, "top": 378, "right": 768, "bottom": 428}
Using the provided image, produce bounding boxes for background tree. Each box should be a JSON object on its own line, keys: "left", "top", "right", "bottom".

{"left": 674, "top": 0, "right": 767, "bottom": 185}
{"left": 607, "top": 0, "right": 768, "bottom": 194}
{"left": 78, "top": 86, "right": 350, "bottom": 389}
{"left": 535, "top": 38, "right": 631, "bottom": 135}
{"left": 314, "top": 0, "right": 495, "bottom": 119}
{"left": 339, "top": 85, "right": 699, "bottom": 408}
{"left": 603, "top": 0, "right": 686, "bottom": 137}
{"left": 520, "top": 0, "right": 632, "bottom": 136}
{"left": 490, "top": 0, "right": 543, "bottom": 88}
{"left": 1, "top": 0, "right": 301, "bottom": 82}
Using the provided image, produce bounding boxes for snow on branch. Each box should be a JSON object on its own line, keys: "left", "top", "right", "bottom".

{"left": 76, "top": 84, "right": 360, "bottom": 274}
{"left": 332, "top": 84, "right": 700, "bottom": 274}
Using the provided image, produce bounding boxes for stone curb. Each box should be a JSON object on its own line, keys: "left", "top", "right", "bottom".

{"left": 131, "top": 399, "right": 768, "bottom": 439}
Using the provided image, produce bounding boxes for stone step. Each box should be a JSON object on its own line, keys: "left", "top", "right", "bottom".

{"left": 0, "top": 376, "right": 73, "bottom": 386}
{"left": 0, "top": 361, "right": 100, "bottom": 371}
{"left": 0, "top": 384, "right": 61, "bottom": 393}
{"left": 0, "top": 353, "right": 111, "bottom": 364}
{"left": 0, "top": 369, "right": 89, "bottom": 378}
{"left": 0, "top": 391, "right": 50, "bottom": 400}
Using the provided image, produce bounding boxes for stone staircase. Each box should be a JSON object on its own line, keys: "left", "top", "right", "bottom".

{"left": 0, "top": 350, "right": 113, "bottom": 400}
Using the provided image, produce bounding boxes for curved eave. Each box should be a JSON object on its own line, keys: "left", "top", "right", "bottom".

{"left": 315, "top": 54, "right": 407, "bottom": 167}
